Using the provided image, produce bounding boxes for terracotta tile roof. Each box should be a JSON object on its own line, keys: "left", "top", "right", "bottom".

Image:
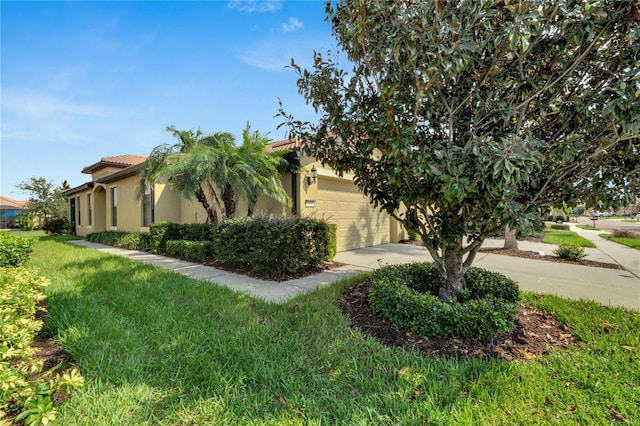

{"left": 82, "top": 154, "right": 147, "bottom": 174}
{"left": 100, "top": 154, "right": 147, "bottom": 166}
{"left": 265, "top": 138, "right": 304, "bottom": 153}
{"left": 0, "top": 196, "right": 27, "bottom": 209}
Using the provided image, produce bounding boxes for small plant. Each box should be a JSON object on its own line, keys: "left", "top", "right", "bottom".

{"left": 612, "top": 229, "right": 640, "bottom": 239}
{"left": 42, "top": 216, "right": 69, "bottom": 235}
{"left": 14, "top": 214, "right": 35, "bottom": 231}
{"left": 554, "top": 243, "right": 586, "bottom": 261}
{"left": 0, "top": 232, "right": 34, "bottom": 267}
{"left": 0, "top": 267, "right": 84, "bottom": 425}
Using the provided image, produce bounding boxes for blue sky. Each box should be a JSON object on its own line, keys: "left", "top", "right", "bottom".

{"left": 1, "top": 0, "right": 336, "bottom": 198}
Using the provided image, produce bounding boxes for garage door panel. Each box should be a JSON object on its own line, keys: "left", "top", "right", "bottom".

{"left": 316, "top": 177, "right": 389, "bottom": 252}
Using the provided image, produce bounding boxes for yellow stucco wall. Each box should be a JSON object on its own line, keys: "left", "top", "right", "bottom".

{"left": 153, "top": 179, "right": 181, "bottom": 224}
{"left": 105, "top": 175, "right": 143, "bottom": 233}
{"left": 297, "top": 161, "right": 405, "bottom": 252}
{"left": 68, "top": 158, "right": 404, "bottom": 251}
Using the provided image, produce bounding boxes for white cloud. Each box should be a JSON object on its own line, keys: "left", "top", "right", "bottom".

{"left": 228, "top": 0, "right": 282, "bottom": 13}
{"left": 3, "top": 90, "right": 111, "bottom": 118}
{"left": 282, "top": 17, "right": 303, "bottom": 33}
{"left": 1, "top": 90, "right": 116, "bottom": 147}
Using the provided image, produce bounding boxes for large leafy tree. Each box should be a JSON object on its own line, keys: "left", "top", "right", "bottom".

{"left": 16, "top": 177, "right": 68, "bottom": 221}
{"left": 139, "top": 124, "right": 290, "bottom": 223}
{"left": 280, "top": 0, "right": 640, "bottom": 299}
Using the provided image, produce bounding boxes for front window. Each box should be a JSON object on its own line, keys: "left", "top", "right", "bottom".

{"left": 87, "top": 193, "right": 92, "bottom": 226}
{"left": 76, "top": 196, "right": 81, "bottom": 226}
{"left": 111, "top": 187, "right": 118, "bottom": 226}
{"left": 142, "top": 186, "right": 154, "bottom": 227}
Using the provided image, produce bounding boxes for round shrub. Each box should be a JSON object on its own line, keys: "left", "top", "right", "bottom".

{"left": 554, "top": 243, "right": 586, "bottom": 261}
{"left": 368, "top": 262, "right": 519, "bottom": 339}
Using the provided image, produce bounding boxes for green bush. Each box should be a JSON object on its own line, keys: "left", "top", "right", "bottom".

{"left": 212, "top": 216, "right": 337, "bottom": 274}
{"left": 612, "top": 229, "right": 640, "bottom": 239}
{"left": 0, "top": 232, "right": 34, "bottom": 267}
{"left": 369, "top": 263, "right": 519, "bottom": 339}
{"left": 0, "top": 267, "right": 84, "bottom": 425}
{"left": 86, "top": 231, "right": 150, "bottom": 250}
{"left": 42, "top": 216, "right": 69, "bottom": 235}
{"left": 166, "top": 240, "right": 215, "bottom": 263}
{"left": 549, "top": 223, "right": 570, "bottom": 231}
{"left": 149, "top": 222, "right": 213, "bottom": 254}
{"left": 178, "top": 223, "right": 212, "bottom": 242}
{"left": 149, "top": 221, "right": 181, "bottom": 254}
{"left": 554, "top": 243, "right": 586, "bottom": 261}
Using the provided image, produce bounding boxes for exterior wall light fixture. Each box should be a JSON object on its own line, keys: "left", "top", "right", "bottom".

{"left": 307, "top": 165, "right": 318, "bottom": 185}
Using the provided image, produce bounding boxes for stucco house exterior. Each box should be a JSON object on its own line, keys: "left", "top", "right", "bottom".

{"left": 63, "top": 143, "right": 406, "bottom": 252}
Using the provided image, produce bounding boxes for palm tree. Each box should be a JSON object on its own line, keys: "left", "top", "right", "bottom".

{"left": 139, "top": 124, "right": 290, "bottom": 224}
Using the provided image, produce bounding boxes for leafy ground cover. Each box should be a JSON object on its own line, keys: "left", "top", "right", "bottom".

{"left": 26, "top": 237, "right": 640, "bottom": 424}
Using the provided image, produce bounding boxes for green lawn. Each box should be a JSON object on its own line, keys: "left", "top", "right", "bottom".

{"left": 599, "top": 234, "right": 640, "bottom": 250}
{"left": 575, "top": 224, "right": 600, "bottom": 231}
{"left": 542, "top": 229, "right": 596, "bottom": 248}
{"left": 2, "top": 229, "right": 48, "bottom": 238}
{"left": 27, "top": 237, "right": 639, "bottom": 425}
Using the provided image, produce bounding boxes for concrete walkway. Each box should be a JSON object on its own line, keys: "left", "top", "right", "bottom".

{"left": 67, "top": 229, "right": 640, "bottom": 310}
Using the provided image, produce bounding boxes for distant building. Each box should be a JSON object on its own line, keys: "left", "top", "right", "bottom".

{"left": 0, "top": 196, "right": 27, "bottom": 229}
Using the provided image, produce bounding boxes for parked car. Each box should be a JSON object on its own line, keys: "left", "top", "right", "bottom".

{"left": 546, "top": 214, "right": 567, "bottom": 224}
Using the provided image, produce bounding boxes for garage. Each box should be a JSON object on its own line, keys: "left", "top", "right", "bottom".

{"left": 315, "top": 177, "right": 390, "bottom": 252}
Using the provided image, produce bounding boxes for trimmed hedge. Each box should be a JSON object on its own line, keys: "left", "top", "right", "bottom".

{"left": 212, "top": 216, "right": 337, "bottom": 274}
{"left": 0, "top": 232, "right": 34, "bottom": 267}
{"left": 149, "top": 222, "right": 212, "bottom": 254}
{"left": 149, "top": 222, "right": 181, "bottom": 254}
{"left": 369, "top": 263, "right": 519, "bottom": 339}
{"left": 86, "top": 231, "right": 150, "bottom": 251}
{"left": 549, "top": 223, "right": 570, "bottom": 231}
{"left": 166, "top": 240, "right": 215, "bottom": 263}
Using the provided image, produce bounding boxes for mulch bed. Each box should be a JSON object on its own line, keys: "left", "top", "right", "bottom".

{"left": 340, "top": 280, "right": 579, "bottom": 361}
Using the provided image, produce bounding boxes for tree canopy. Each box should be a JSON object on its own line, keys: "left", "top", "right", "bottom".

{"left": 139, "top": 124, "right": 290, "bottom": 223}
{"left": 280, "top": 0, "right": 640, "bottom": 299}
{"left": 16, "top": 177, "right": 69, "bottom": 221}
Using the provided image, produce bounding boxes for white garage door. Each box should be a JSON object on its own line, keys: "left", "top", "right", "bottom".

{"left": 315, "top": 177, "right": 390, "bottom": 252}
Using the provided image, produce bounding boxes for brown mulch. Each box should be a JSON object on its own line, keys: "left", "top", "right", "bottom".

{"left": 340, "top": 280, "right": 579, "bottom": 361}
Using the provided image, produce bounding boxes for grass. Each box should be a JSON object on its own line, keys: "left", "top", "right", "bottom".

{"left": 575, "top": 224, "right": 600, "bottom": 231}
{"left": 541, "top": 229, "right": 596, "bottom": 248}
{"left": 3, "top": 229, "right": 48, "bottom": 237}
{"left": 599, "top": 234, "right": 640, "bottom": 250}
{"left": 26, "top": 237, "right": 639, "bottom": 425}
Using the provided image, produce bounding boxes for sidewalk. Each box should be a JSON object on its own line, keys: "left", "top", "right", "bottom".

{"left": 67, "top": 235, "right": 640, "bottom": 310}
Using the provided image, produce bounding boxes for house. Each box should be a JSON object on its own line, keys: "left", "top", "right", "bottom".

{"left": 63, "top": 145, "right": 406, "bottom": 252}
{"left": 0, "top": 195, "right": 27, "bottom": 229}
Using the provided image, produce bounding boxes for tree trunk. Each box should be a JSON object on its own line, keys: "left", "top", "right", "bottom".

{"left": 195, "top": 187, "right": 219, "bottom": 224}
{"left": 504, "top": 225, "right": 518, "bottom": 249}
{"left": 437, "top": 244, "right": 466, "bottom": 301}
{"left": 222, "top": 186, "right": 235, "bottom": 219}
